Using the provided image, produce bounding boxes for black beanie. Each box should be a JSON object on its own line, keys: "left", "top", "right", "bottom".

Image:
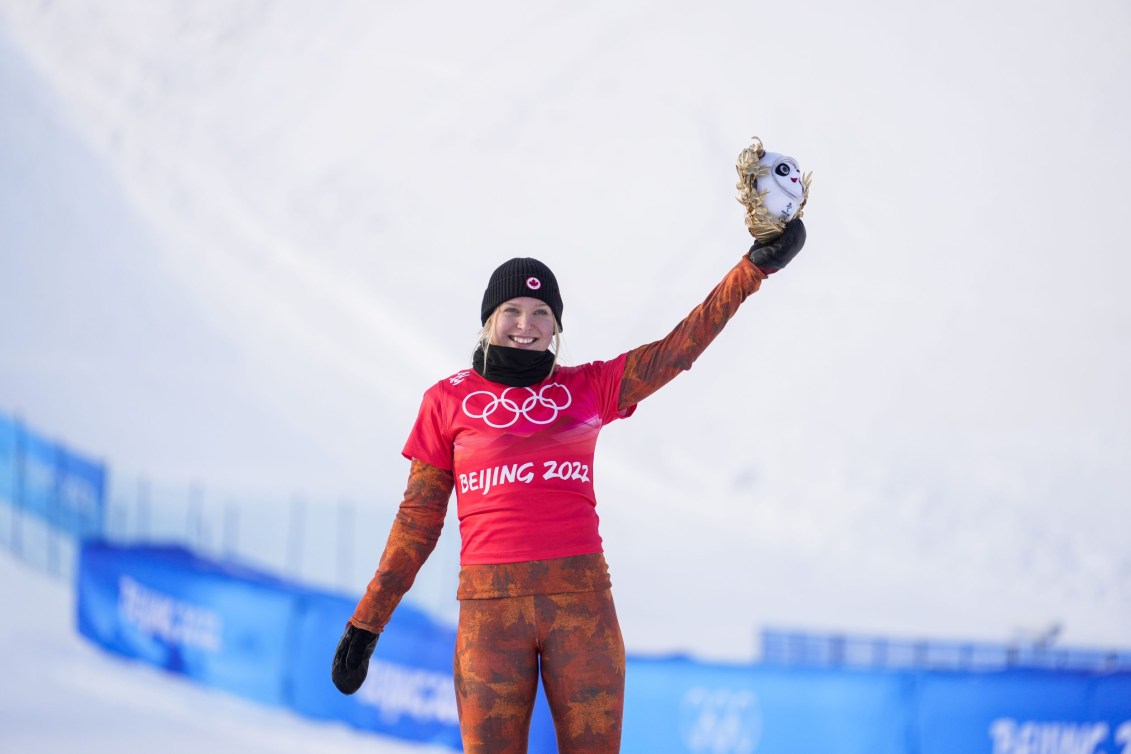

{"left": 480, "top": 257, "right": 564, "bottom": 331}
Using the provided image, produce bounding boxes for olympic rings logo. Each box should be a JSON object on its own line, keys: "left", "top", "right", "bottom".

{"left": 679, "top": 687, "right": 762, "bottom": 754}
{"left": 461, "top": 383, "right": 572, "bottom": 428}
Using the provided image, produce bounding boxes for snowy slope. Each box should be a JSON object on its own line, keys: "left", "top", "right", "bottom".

{"left": 1, "top": 0, "right": 1129, "bottom": 664}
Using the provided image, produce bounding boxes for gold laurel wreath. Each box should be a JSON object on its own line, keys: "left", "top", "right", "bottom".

{"left": 735, "top": 136, "right": 812, "bottom": 242}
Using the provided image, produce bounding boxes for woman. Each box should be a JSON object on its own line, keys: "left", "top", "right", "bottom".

{"left": 332, "top": 219, "right": 807, "bottom": 753}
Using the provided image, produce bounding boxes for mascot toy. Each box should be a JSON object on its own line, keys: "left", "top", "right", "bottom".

{"left": 736, "top": 136, "right": 812, "bottom": 242}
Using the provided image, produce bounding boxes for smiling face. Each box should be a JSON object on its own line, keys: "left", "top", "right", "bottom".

{"left": 489, "top": 297, "right": 557, "bottom": 351}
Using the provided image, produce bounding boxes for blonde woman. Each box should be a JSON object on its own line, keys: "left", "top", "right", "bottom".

{"left": 333, "top": 219, "right": 807, "bottom": 753}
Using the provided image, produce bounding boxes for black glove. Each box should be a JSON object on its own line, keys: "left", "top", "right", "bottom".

{"left": 331, "top": 624, "right": 378, "bottom": 695}
{"left": 747, "top": 218, "right": 806, "bottom": 274}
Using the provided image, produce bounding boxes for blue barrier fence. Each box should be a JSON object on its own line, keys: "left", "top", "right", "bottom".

{"left": 77, "top": 540, "right": 1131, "bottom": 754}
{"left": 761, "top": 628, "right": 1131, "bottom": 673}
{"left": 625, "top": 656, "right": 1131, "bottom": 754}
{"left": 0, "top": 412, "right": 106, "bottom": 541}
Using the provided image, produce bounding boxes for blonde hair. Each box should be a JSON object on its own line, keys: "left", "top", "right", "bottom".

{"left": 476, "top": 309, "right": 563, "bottom": 372}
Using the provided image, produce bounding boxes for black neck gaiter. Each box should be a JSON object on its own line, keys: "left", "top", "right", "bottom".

{"left": 472, "top": 344, "right": 556, "bottom": 387}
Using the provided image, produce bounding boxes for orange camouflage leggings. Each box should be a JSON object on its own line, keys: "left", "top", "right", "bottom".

{"left": 454, "top": 589, "right": 625, "bottom": 753}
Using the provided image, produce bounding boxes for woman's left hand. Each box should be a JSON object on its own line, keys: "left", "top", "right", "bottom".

{"left": 747, "top": 218, "right": 807, "bottom": 275}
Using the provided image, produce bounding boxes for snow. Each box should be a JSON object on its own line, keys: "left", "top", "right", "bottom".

{"left": 1, "top": 0, "right": 1129, "bottom": 673}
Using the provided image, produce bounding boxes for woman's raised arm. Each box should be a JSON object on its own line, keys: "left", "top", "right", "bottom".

{"left": 618, "top": 219, "right": 806, "bottom": 411}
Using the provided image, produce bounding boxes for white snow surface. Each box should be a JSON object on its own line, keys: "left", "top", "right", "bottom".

{"left": 0, "top": 549, "right": 449, "bottom": 753}
{"left": 1, "top": 0, "right": 1130, "bottom": 668}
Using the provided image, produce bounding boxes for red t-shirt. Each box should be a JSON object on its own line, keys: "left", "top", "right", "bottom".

{"left": 402, "top": 354, "right": 635, "bottom": 565}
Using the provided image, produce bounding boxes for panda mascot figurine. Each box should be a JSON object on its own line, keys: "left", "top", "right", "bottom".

{"left": 736, "top": 136, "right": 812, "bottom": 242}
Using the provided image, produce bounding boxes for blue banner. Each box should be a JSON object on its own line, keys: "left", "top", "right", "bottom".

{"left": 623, "top": 657, "right": 1131, "bottom": 754}
{"left": 0, "top": 411, "right": 105, "bottom": 538}
{"left": 54, "top": 443, "right": 106, "bottom": 537}
{"left": 915, "top": 671, "right": 1131, "bottom": 754}
{"left": 624, "top": 656, "right": 910, "bottom": 754}
{"left": 21, "top": 426, "right": 57, "bottom": 520}
{"left": 0, "top": 413, "right": 15, "bottom": 505}
{"left": 77, "top": 543, "right": 312, "bottom": 706}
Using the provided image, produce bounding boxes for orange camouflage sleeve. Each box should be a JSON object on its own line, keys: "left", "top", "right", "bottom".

{"left": 349, "top": 459, "right": 454, "bottom": 634}
{"left": 618, "top": 257, "right": 766, "bottom": 411}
